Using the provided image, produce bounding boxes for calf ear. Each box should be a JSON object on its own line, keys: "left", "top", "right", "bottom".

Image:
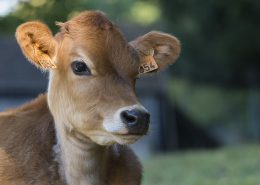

{"left": 16, "top": 21, "right": 57, "bottom": 69}
{"left": 130, "top": 31, "right": 180, "bottom": 76}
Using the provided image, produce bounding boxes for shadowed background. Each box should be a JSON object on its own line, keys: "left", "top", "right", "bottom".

{"left": 0, "top": 0, "right": 260, "bottom": 184}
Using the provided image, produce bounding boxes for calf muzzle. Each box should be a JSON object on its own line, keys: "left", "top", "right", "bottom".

{"left": 120, "top": 108, "right": 150, "bottom": 135}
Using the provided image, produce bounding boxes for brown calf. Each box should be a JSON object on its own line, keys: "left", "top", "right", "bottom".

{"left": 0, "top": 11, "right": 180, "bottom": 185}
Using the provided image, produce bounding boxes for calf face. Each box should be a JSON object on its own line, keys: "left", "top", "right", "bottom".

{"left": 15, "top": 11, "right": 180, "bottom": 145}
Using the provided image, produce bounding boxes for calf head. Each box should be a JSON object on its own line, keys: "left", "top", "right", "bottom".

{"left": 16, "top": 11, "right": 180, "bottom": 145}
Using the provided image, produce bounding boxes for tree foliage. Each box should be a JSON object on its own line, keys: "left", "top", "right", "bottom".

{"left": 161, "top": 0, "right": 260, "bottom": 86}
{"left": 0, "top": 0, "right": 158, "bottom": 34}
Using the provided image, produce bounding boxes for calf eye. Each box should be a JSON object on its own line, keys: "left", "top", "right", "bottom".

{"left": 71, "top": 61, "right": 91, "bottom": 76}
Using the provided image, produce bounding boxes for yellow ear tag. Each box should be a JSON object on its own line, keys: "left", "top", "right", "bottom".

{"left": 138, "top": 49, "right": 158, "bottom": 74}
{"left": 33, "top": 44, "right": 57, "bottom": 69}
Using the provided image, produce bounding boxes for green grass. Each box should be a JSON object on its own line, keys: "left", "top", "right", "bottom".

{"left": 142, "top": 145, "right": 260, "bottom": 185}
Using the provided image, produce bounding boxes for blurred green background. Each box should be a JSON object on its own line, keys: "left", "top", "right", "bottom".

{"left": 0, "top": 0, "right": 260, "bottom": 184}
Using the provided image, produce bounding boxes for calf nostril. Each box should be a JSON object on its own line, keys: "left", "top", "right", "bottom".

{"left": 120, "top": 109, "right": 150, "bottom": 127}
{"left": 120, "top": 110, "right": 137, "bottom": 125}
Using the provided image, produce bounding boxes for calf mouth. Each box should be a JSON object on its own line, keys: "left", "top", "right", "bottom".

{"left": 112, "top": 134, "right": 143, "bottom": 145}
{"left": 113, "top": 126, "right": 149, "bottom": 136}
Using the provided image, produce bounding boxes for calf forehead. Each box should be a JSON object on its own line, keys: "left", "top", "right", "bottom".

{"left": 59, "top": 11, "right": 139, "bottom": 77}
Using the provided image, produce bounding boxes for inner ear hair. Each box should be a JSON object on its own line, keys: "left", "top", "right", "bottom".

{"left": 16, "top": 21, "right": 57, "bottom": 69}
{"left": 137, "top": 47, "right": 154, "bottom": 57}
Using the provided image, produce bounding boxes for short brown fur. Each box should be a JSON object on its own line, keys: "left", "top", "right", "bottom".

{"left": 0, "top": 95, "right": 141, "bottom": 184}
{"left": 0, "top": 11, "right": 180, "bottom": 184}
